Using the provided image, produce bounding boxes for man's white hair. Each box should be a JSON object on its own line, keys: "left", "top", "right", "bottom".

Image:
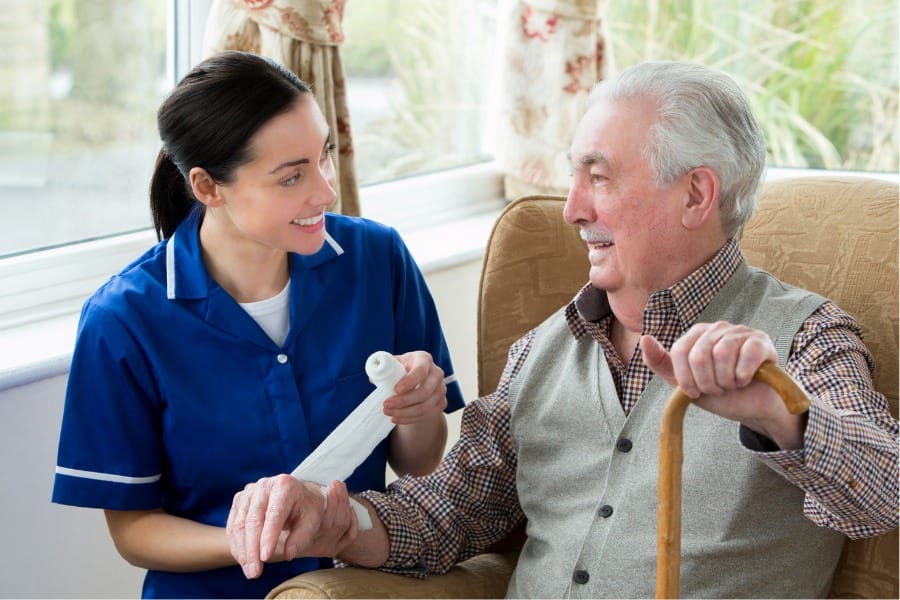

{"left": 587, "top": 61, "right": 767, "bottom": 238}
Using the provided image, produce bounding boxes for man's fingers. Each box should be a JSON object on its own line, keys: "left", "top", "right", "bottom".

{"left": 241, "top": 482, "right": 271, "bottom": 577}
{"left": 226, "top": 489, "right": 249, "bottom": 571}
{"left": 711, "top": 332, "right": 744, "bottom": 389}
{"left": 260, "top": 475, "right": 300, "bottom": 562}
{"left": 688, "top": 325, "right": 728, "bottom": 397}
{"left": 282, "top": 483, "right": 325, "bottom": 559}
{"left": 735, "top": 333, "right": 777, "bottom": 385}
{"left": 640, "top": 335, "right": 675, "bottom": 385}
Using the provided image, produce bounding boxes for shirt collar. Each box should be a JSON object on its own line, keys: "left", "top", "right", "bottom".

{"left": 165, "top": 209, "right": 345, "bottom": 301}
{"left": 567, "top": 238, "right": 744, "bottom": 337}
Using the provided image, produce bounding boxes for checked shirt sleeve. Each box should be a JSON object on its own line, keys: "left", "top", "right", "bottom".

{"left": 743, "top": 302, "right": 899, "bottom": 538}
{"left": 357, "top": 333, "right": 534, "bottom": 576}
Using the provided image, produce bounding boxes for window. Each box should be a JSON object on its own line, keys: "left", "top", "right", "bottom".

{"left": 0, "top": 0, "right": 896, "bottom": 334}
{"left": 342, "top": 0, "right": 499, "bottom": 186}
{"left": 605, "top": 0, "right": 898, "bottom": 173}
{"left": 1, "top": 0, "right": 168, "bottom": 258}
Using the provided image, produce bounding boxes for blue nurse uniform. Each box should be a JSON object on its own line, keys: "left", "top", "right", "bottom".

{"left": 52, "top": 209, "right": 465, "bottom": 598}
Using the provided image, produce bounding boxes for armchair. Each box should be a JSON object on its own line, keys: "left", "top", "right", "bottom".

{"left": 269, "top": 176, "right": 898, "bottom": 599}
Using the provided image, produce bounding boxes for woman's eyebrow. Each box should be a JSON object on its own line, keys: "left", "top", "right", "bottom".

{"left": 269, "top": 158, "right": 310, "bottom": 174}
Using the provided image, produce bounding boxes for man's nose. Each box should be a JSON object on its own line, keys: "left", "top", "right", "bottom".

{"left": 562, "top": 183, "right": 590, "bottom": 225}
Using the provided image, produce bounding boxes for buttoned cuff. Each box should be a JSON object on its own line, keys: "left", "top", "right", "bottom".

{"left": 741, "top": 397, "right": 843, "bottom": 484}
{"left": 357, "top": 489, "right": 430, "bottom": 577}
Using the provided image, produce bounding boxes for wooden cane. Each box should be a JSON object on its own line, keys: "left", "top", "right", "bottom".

{"left": 655, "top": 362, "right": 811, "bottom": 599}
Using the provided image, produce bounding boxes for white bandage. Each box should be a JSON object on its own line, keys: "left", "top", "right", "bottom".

{"left": 292, "top": 351, "right": 406, "bottom": 531}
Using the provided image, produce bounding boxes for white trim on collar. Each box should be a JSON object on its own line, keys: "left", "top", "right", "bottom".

{"left": 324, "top": 231, "right": 344, "bottom": 256}
{"left": 166, "top": 236, "right": 176, "bottom": 299}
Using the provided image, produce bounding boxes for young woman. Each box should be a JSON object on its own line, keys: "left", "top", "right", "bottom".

{"left": 52, "top": 51, "right": 465, "bottom": 599}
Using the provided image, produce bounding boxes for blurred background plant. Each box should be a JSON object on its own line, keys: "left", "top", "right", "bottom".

{"left": 342, "top": 0, "right": 898, "bottom": 182}
{"left": 605, "top": 0, "right": 898, "bottom": 172}
{"left": 343, "top": 0, "right": 497, "bottom": 184}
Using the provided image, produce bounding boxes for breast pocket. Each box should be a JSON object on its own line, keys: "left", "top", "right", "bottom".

{"left": 330, "top": 370, "right": 378, "bottom": 420}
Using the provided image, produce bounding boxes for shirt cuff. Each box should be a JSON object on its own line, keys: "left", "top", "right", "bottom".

{"left": 741, "top": 398, "right": 843, "bottom": 485}
{"left": 357, "top": 487, "right": 430, "bottom": 577}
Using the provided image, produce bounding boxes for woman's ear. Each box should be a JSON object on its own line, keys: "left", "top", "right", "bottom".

{"left": 189, "top": 167, "right": 223, "bottom": 207}
{"left": 681, "top": 167, "right": 720, "bottom": 230}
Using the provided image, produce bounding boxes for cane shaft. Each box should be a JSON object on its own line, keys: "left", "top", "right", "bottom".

{"left": 655, "top": 362, "right": 810, "bottom": 599}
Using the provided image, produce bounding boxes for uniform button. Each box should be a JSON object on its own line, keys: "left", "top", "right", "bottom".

{"left": 573, "top": 569, "right": 590, "bottom": 585}
{"left": 276, "top": 353, "right": 289, "bottom": 364}
{"left": 598, "top": 504, "right": 613, "bottom": 518}
{"left": 616, "top": 437, "right": 633, "bottom": 453}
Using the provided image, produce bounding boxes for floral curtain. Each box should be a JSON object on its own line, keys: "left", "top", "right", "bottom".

{"left": 497, "top": 0, "right": 610, "bottom": 199}
{"left": 203, "top": 0, "right": 360, "bottom": 216}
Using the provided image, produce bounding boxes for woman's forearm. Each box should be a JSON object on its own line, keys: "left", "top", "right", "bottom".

{"left": 388, "top": 413, "right": 448, "bottom": 477}
{"left": 104, "top": 509, "right": 236, "bottom": 572}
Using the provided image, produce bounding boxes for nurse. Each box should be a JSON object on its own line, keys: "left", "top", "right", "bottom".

{"left": 52, "top": 51, "right": 465, "bottom": 599}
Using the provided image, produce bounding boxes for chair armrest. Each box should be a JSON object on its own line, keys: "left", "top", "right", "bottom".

{"left": 266, "top": 550, "right": 518, "bottom": 599}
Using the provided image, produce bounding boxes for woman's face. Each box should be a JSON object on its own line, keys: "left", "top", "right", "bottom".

{"left": 211, "top": 96, "right": 337, "bottom": 256}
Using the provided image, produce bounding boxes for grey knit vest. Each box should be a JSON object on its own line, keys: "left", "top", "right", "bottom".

{"left": 506, "top": 262, "right": 846, "bottom": 599}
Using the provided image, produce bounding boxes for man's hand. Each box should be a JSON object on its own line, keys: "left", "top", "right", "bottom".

{"left": 383, "top": 351, "right": 448, "bottom": 425}
{"left": 226, "top": 475, "right": 357, "bottom": 579}
{"left": 640, "top": 321, "right": 807, "bottom": 449}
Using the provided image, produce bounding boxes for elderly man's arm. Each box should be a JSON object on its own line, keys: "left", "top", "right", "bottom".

{"left": 747, "top": 302, "right": 898, "bottom": 537}
{"left": 642, "top": 302, "right": 898, "bottom": 538}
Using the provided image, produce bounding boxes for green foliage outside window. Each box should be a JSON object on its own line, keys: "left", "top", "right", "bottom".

{"left": 342, "top": 0, "right": 898, "bottom": 181}
{"left": 605, "top": 0, "right": 898, "bottom": 172}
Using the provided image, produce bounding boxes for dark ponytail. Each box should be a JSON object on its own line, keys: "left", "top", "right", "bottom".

{"left": 150, "top": 150, "right": 196, "bottom": 240}
{"left": 151, "top": 51, "right": 312, "bottom": 240}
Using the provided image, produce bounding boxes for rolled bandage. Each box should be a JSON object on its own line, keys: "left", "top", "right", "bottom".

{"left": 292, "top": 351, "right": 406, "bottom": 531}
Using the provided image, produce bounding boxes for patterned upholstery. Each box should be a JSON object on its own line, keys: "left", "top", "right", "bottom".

{"left": 268, "top": 176, "right": 898, "bottom": 599}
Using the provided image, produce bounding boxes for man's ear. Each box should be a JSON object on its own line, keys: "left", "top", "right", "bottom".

{"left": 681, "top": 167, "right": 719, "bottom": 230}
{"left": 189, "top": 167, "right": 223, "bottom": 207}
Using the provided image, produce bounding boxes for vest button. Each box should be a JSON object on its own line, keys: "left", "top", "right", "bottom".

{"left": 598, "top": 504, "right": 613, "bottom": 518}
{"left": 276, "top": 353, "right": 289, "bottom": 364}
{"left": 616, "top": 437, "right": 633, "bottom": 452}
{"left": 573, "top": 569, "right": 590, "bottom": 585}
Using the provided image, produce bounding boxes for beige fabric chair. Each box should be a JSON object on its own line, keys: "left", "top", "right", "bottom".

{"left": 268, "top": 176, "right": 899, "bottom": 599}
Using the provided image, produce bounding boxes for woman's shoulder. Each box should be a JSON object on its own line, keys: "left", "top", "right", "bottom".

{"left": 86, "top": 240, "right": 169, "bottom": 313}
{"left": 326, "top": 212, "right": 397, "bottom": 237}
{"left": 325, "top": 213, "right": 407, "bottom": 253}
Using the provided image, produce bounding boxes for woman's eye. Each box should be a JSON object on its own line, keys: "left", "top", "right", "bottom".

{"left": 320, "top": 143, "right": 336, "bottom": 163}
{"left": 281, "top": 173, "right": 300, "bottom": 187}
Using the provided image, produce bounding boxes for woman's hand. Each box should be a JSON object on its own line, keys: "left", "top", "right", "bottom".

{"left": 383, "top": 351, "right": 448, "bottom": 425}
{"left": 384, "top": 351, "right": 450, "bottom": 476}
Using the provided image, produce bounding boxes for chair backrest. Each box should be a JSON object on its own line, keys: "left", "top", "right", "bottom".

{"left": 477, "top": 195, "right": 587, "bottom": 396}
{"left": 476, "top": 176, "right": 898, "bottom": 598}
{"left": 741, "top": 176, "right": 898, "bottom": 599}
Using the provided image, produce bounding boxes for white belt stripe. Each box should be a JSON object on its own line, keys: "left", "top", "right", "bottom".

{"left": 56, "top": 466, "right": 161, "bottom": 485}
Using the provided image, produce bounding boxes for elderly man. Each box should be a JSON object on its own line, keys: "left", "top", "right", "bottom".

{"left": 226, "top": 62, "right": 898, "bottom": 598}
